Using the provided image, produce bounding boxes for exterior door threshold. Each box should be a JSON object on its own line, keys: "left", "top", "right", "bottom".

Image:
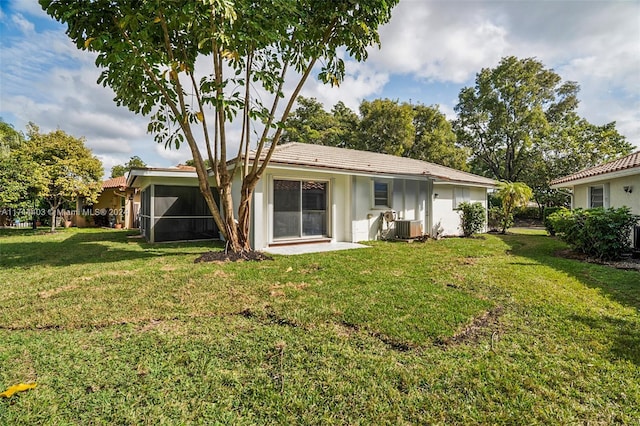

{"left": 269, "top": 238, "right": 331, "bottom": 247}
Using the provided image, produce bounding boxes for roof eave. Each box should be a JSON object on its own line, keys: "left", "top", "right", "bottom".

{"left": 550, "top": 166, "right": 640, "bottom": 188}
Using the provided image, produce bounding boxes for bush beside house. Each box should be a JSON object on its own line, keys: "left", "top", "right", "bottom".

{"left": 548, "top": 207, "right": 639, "bottom": 260}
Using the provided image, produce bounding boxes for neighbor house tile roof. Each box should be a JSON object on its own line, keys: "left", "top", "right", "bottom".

{"left": 175, "top": 164, "right": 197, "bottom": 171}
{"left": 550, "top": 150, "right": 640, "bottom": 186}
{"left": 102, "top": 176, "right": 126, "bottom": 189}
{"left": 247, "top": 142, "right": 495, "bottom": 186}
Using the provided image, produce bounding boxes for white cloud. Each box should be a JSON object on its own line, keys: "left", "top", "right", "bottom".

{"left": 11, "top": 13, "right": 33, "bottom": 33}
{"left": 9, "top": 0, "right": 50, "bottom": 20}
{"left": 367, "top": 1, "right": 510, "bottom": 83}
{"left": 361, "top": 0, "right": 639, "bottom": 145}
{"left": 154, "top": 144, "right": 191, "bottom": 165}
{"left": 300, "top": 60, "right": 389, "bottom": 111}
{"left": 3, "top": 0, "right": 637, "bottom": 167}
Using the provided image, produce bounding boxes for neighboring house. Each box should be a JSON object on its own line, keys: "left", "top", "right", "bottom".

{"left": 127, "top": 143, "right": 496, "bottom": 246}
{"left": 85, "top": 176, "right": 141, "bottom": 229}
{"left": 550, "top": 150, "right": 640, "bottom": 214}
{"left": 550, "top": 150, "right": 640, "bottom": 248}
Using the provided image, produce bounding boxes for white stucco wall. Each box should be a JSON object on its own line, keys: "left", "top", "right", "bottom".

{"left": 431, "top": 183, "right": 488, "bottom": 236}
{"left": 351, "top": 175, "right": 430, "bottom": 242}
{"left": 571, "top": 174, "right": 640, "bottom": 215}
{"left": 245, "top": 167, "right": 351, "bottom": 250}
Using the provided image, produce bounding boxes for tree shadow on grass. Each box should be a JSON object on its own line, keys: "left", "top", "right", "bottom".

{"left": 495, "top": 232, "right": 640, "bottom": 366}
{"left": 570, "top": 314, "right": 640, "bottom": 365}
{"left": 0, "top": 228, "right": 224, "bottom": 268}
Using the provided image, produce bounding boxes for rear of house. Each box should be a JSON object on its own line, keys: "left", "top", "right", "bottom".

{"left": 128, "top": 143, "right": 495, "bottom": 247}
{"left": 235, "top": 143, "right": 495, "bottom": 250}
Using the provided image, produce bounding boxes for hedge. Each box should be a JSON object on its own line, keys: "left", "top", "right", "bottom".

{"left": 548, "top": 207, "right": 639, "bottom": 260}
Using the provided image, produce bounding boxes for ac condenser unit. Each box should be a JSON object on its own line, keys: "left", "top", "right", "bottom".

{"left": 395, "top": 220, "right": 423, "bottom": 239}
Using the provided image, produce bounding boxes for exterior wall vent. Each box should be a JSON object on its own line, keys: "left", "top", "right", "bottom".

{"left": 395, "top": 220, "right": 423, "bottom": 239}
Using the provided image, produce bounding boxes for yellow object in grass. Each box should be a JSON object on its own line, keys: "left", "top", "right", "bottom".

{"left": 0, "top": 383, "right": 37, "bottom": 398}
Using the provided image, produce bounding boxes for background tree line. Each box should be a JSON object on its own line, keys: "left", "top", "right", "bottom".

{"left": 282, "top": 56, "right": 634, "bottom": 212}
{"left": 281, "top": 97, "right": 470, "bottom": 171}
{"left": 0, "top": 120, "right": 103, "bottom": 231}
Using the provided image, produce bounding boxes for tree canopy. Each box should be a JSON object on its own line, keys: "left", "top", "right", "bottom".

{"left": 404, "top": 104, "right": 469, "bottom": 171}
{"left": 454, "top": 56, "right": 580, "bottom": 182}
{"left": 454, "top": 56, "right": 633, "bottom": 208}
{"left": 283, "top": 97, "right": 469, "bottom": 170}
{"left": 0, "top": 120, "right": 44, "bottom": 209}
{"left": 21, "top": 125, "right": 103, "bottom": 232}
{"left": 111, "top": 156, "right": 148, "bottom": 178}
{"left": 41, "top": 0, "right": 399, "bottom": 252}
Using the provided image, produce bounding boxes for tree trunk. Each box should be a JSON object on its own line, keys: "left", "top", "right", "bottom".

{"left": 49, "top": 200, "right": 60, "bottom": 233}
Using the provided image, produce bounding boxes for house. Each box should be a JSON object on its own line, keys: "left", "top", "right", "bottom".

{"left": 550, "top": 150, "right": 640, "bottom": 214}
{"left": 82, "top": 175, "right": 141, "bottom": 229}
{"left": 550, "top": 150, "right": 640, "bottom": 248}
{"left": 127, "top": 143, "right": 496, "bottom": 246}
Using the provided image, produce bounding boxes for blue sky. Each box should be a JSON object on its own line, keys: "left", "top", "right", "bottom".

{"left": 1, "top": 0, "right": 639, "bottom": 178}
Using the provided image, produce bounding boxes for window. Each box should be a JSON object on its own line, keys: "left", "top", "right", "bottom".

{"left": 373, "top": 181, "right": 390, "bottom": 207}
{"left": 589, "top": 186, "right": 604, "bottom": 208}
{"left": 453, "top": 187, "right": 470, "bottom": 209}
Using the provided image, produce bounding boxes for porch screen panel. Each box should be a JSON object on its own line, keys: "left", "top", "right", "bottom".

{"left": 152, "top": 185, "right": 219, "bottom": 242}
{"left": 302, "top": 181, "right": 326, "bottom": 236}
{"left": 273, "top": 180, "right": 301, "bottom": 239}
{"left": 154, "top": 185, "right": 211, "bottom": 216}
{"left": 140, "top": 187, "right": 151, "bottom": 240}
{"left": 154, "top": 217, "right": 218, "bottom": 242}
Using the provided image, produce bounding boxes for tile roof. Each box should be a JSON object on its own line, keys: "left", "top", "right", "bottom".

{"left": 175, "top": 164, "right": 197, "bottom": 171}
{"left": 550, "top": 150, "right": 640, "bottom": 186}
{"left": 248, "top": 142, "right": 495, "bottom": 186}
{"left": 102, "top": 176, "right": 126, "bottom": 189}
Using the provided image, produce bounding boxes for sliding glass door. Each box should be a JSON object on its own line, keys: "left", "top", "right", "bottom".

{"left": 273, "top": 179, "right": 327, "bottom": 240}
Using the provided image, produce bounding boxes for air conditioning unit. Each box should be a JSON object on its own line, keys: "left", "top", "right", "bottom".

{"left": 395, "top": 220, "right": 423, "bottom": 239}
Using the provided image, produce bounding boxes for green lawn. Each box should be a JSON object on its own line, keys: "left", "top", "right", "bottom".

{"left": 0, "top": 228, "right": 638, "bottom": 424}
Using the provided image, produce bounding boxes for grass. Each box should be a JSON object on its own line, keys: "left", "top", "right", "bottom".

{"left": 0, "top": 227, "right": 638, "bottom": 424}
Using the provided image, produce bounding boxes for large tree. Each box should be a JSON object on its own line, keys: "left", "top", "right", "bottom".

{"left": 284, "top": 98, "right": 468, "bottom": 169}
{"left": 523, "top": 116, "right": 632, "bottom": 210}
{"left": 41, "top": 0, "right": 398, "bottom": 253}
{"left": 281, "top": 97, "right": 359, "bottom": 148}
{"left": 454, "top": 56, "right": 632, "bottom": 209}
{"left": 111, "top": 156, "right": 147, "bottom": 178}
{"left": 454, "top": 56, "right": 580, "bottom": 182}
{"left": 357, "top": 98, "right": 414, "bottom": 156}
{"left": 20, "top": 125, "right": 103, "bottom": 232}
{"left": 0, "top": 120, "right": 44, "bottom": 210}
{"left": 404, "top": 105, "right": 469, "bottom": 171}
{"left": 0, "top": 119, "right": 25, "bottom": 156}
{"left": 281, "top": 97, "right": 339, "bottom": 145}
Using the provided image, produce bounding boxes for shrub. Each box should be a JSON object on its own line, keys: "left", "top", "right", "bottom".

{"left": 459, "top": 202, "right": 486, "bottom": 237}
{"left": 548, "top": 207, "right": 639, "bottom": 260}
{"left": 543, "top": 206, "right": 563, "bottom": 236}
{"left": 514, "top": 206, "right": 540, "bottom": 220}
{"left": 487, "top": 207, "right": 502, "bottom": 232}
{"left": 495, "top": 182, "right": 533, "bottom": 233}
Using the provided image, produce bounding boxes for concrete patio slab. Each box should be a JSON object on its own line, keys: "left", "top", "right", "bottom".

{"left": 264, "top": 242, "right": 370, "bottom": 255}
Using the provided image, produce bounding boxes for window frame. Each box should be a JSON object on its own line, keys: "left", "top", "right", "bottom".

{"left": 372, "top": 180, "right": 391, "bottom": 209}
{"left": 589, "top": 185, "right": 604, "bottom": 208}
{"left": 453, "top": 186, "right": 471, "bottom": 210}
